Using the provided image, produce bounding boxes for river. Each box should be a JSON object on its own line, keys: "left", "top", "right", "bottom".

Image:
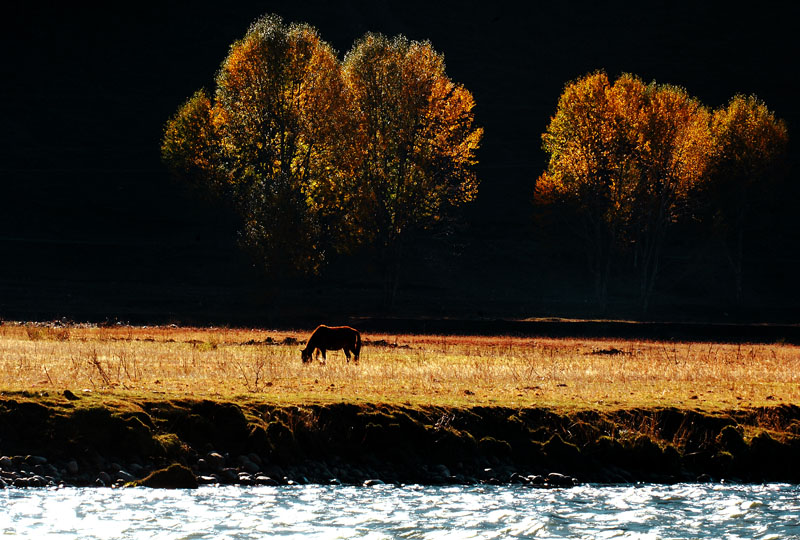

{"left": 2, "top": 483, "right": 799, "bottom": 539}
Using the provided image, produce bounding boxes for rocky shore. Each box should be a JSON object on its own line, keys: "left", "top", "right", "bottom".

{"left": 1, "top": 395, "right": 798, "bottom": 489}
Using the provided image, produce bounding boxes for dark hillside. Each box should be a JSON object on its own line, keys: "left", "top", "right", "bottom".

{"left": 2, "top": 1, "right": 798, "bottom": 324}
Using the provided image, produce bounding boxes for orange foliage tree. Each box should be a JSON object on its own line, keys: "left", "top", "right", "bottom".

{"left": 163, "top": 15, "right": 348, "bottom": 274}
{"left": 537, "top": 71, "right": 644, "bottom": 308}
{"left": 162, "top": 16, "right": 481, "bottom": 284}
{"left": 161, "top": 90, "right": 219, "bottom": 192}
{"left": 628, "top": 81, "right": 712, "bottom": 311}
{"left": 707, "top": 95, "right": 789, "bottom": 304}
{"left": 342, "top": 34, "right": 482, "bottom": 302}
{"left": 537, "top": 71, "right": 712, "bottom": 311}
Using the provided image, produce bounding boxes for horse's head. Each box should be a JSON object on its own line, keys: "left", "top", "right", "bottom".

{"left": 300, "top": 347, "right": 312, "bottom": 363}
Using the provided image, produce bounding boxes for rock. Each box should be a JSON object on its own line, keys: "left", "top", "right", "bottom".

{"left": 96, "top": 471, "right": 112, "bottom": 486}
{"left": 238, "top": 456, "right": 260, "bottom": 475}
{"left": 510, "top": 472, "right": 527, "bottom": 484}
{"left": 546, "top": 472, "right": 576, "bottom": 487}
{"left": 63, "top": 389, "right": 80, "bottom": 401}
{"left": 255, "top": 475, "right": 279, "bottom": 486}
{"left": 26, "top": 455, "right": 48, "bottom": 466}
{"left": 196, "top": 458, "right": 209, "bottom": 471}
{"left": 434, "top": 464, "right": 451, "bottom": 478}
{"left": 116, "top": 470, "right": 136, "bottom": 483}
{"left": 363, "top": 479, "right": 385, "bottom": 486}
{"left": 263, "top": 464, "right": 284, "bottom": 480}
{"left": 197, "top": 475, "right": 218, "bottom": 485}
{"left": 0, "top": 456, "right": 13, "bottom": 471}
{"left": 206, "top": 452, "right": 225, "bottom": 472}
{"left": 237, "top": 472, "right": 255, "bottom": 486}
{"left": 328, "top": 478, "right": 342, "bottom": 486}
{"left": 128, "top": 463, "right": 198, "bottom": 489}
{"left": 220, "top": 468, "right": 239, "bottom": 484}
{"left": 247, "top": 453, "right": 263, "bottom": 467}
{"left": 29, "top": 475, "right": 49, "bottom": 488}
{"left": 0, "top": 477, "right": 5, "bottom": 489}
{"left": 66, "top": 460, "right": 79, "bottom": 475}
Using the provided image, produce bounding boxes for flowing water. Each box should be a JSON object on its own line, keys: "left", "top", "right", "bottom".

{"left": 2, "top": 483, "right": 799, "bottom": 539}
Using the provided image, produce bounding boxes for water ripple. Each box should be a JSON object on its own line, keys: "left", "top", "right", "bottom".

{"left": 1, "top": 483, "right": 800, "bottom": 539}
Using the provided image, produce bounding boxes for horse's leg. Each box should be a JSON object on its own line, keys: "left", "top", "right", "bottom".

{"left": 344, "top": 349, "right": 351, "bottom": 363}
{"left": 320, "top": 349, "right": 327, "bottom": 365}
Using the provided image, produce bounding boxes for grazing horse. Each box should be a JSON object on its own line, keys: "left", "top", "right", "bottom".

{"left": 301, "top": 325, "right": 361, "bottom": 364}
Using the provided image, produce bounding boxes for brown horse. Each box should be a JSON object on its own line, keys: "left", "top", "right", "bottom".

{"left": 301, "top": 325, "right": 362, "bottom": 364}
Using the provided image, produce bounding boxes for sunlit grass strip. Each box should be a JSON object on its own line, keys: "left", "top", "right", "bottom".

{"left": 0, "top": 322, "right": 798, "bottom": 411}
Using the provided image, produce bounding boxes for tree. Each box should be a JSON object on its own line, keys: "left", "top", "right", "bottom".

{"left": 628, "top": 82, "right": 712, "bottom": 312}
{"left": 161, "top": 90, "right": 218, "bottom": 193}
{"left": 707, "top": 95, "right": 788, "bottom": 305}
{"left": 163, "top": 14, "right": 351, "bottom": 275}
{"left": 537, "top": 71, "right": 712, "bottom": 312}
{"left": 342, "top": 34, "right": 483, "bottom": 304}
{"left": 536, "top": 71, "right": 643, "bottom": 309}
{"left": 162, "top": 18, "right": 482, "bottom": 294}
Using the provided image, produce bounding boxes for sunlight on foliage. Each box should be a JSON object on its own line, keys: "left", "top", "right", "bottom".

{"left": 162, "top": 15, "right": 481, "bottom": 278}
{"left": 536, "top": 70, "right": 786, "bottom": 311}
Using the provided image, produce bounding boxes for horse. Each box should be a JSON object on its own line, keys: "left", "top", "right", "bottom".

{"left": 300, "top": 325, "right": 362, "bottom": 364}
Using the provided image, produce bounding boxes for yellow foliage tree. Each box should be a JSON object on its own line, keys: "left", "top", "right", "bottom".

{"left": 537, "top": 71, "right": 644, "bottom": 308}
{"left": 629, "top": 82, "right": 712, "bottom": 311}
{"left": 211, "top": 14, "right": 350, "bottom": 274}
{"left": 342, "top": 34, "right": 482, "bottom": 302}
{"left": 162, "top": 17, "right": 481, "bottom": 286}
{"left": 537, "top": 71, "right": 712, "bottom": 311}
{"left": 161, "top": 90, "right": 218, "bottom": 192}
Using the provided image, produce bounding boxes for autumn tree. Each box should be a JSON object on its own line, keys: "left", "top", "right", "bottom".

{"left": 162, "top": 14, "right": 350, "bottom": 275}
{"left": 628, "top": 82, "right": 712, "bottom": 312}
{"left": 163, "top": 17, "right": 482, "bottom": 292}
{"left": 536, "top": 71, "right": 643, "bottom": 308}
{"left": 161, "top": 90, "right": 218, "bottom": 192}
{"left": 537, "top": 71, "right": 712, "bottom": 311}
{"left": 342, "top": 33, "right": 482, "bottom": 304}
{"left": 706, "top": 95, "right": 788, "bottom": 304}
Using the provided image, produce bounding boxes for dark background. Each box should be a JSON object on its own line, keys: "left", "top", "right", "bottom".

{"left": 2, "top": 1, "right": 798, "bottom": 326}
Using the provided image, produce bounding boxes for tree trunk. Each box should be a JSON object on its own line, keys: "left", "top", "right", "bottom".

{"left": 382, "top": 241, "right": 404, "bottom": 310}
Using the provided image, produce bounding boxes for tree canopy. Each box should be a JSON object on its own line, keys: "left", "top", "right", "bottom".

{"left": 536, "top": 70, "right": 786, "bottom": 311}
{"left": 162, "top": 15, "right": 481, "bottom": 282}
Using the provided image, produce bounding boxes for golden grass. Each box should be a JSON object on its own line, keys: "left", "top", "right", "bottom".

{"left": 1, "top": 321, "right": 798, "bottom": 411}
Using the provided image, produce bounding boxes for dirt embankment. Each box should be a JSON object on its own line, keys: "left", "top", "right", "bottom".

{"left": 1, "top": 395, "right": 799, "bottom": 488}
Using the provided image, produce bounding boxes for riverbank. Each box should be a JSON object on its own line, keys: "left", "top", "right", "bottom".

{"left": 1, "top": 395, "right": 799, "bottom": 488}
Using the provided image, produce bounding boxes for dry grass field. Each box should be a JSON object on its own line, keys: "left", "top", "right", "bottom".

{"left": 1, "top": 321, "right": 798, "bottom": 411}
